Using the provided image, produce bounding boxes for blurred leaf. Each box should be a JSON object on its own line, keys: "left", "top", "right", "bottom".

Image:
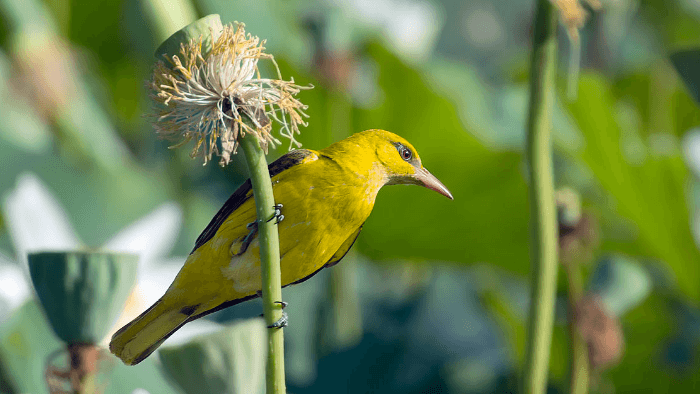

{"left": 588, "top": 255, "right": 652, "bottom": 316}
{"left": 353, "top": 43, "right": 530, "bottom": 272}
{"left": 290, "top": 265, "right": 508, "bottom": 394}
{"left": 607, "top": 294, "right": 700, "bottom": 393}
{"left": 2, "top": 173, "right": 83, "bottom": 262}
{"left": 1, "top": 0, "right": 134, "bottom": 169}
{"left": 548, "top": 321, "right": 570, "bottom": 382}
{"left": 0, "top": 51, "right": 52, "bottom": 154}
{"left": 613, "top": 67, "right": 700, "bottom": 143}
{"left": 198, "top": 0, "right": 310, "bottom": 67}
{"left": 0, "top": 357, "right": 15, "bottom": 394}
{"left": 0, "top": 142, "right": 175, "bottom": 250}
{"left": 0, "top": 301, "right": 60, "bottom": 394}
{"left": 159, "top": 319, "right": 267, "bottom": 394}
{"left": 671, "top": 49, "right": 700, "bottom": 105}
{"left": 28, "top": 252, "right": 138, "bottom": 344}
{"left": 65, "top": 0, "right": 125, "bottom": 65}
{"left": 319, "top": 255, "right": 363, "bottom": 354}
{"left": 108, "top": 354, "right": 179, "bottom": 394}
{"left": 426, "top": 60, "right": 583, "bottom": 153}
{"left": 474, "top": 266, "right": 570, "bottom": 382}
{"left": 566, "top": 73, "right": 700, "bottom": 300}
{"left": 639, "top": 1, "right": 700, "bottom": 48}
{"left": 474, "top": 267, "right": 527, "bottom": 364}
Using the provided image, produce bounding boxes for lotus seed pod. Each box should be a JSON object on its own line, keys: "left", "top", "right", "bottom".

{"left": 28, "top": 252, "right": 138, "bottom": 344}
{"left": 155, "top": 14, "right": 223, "bottom": 60}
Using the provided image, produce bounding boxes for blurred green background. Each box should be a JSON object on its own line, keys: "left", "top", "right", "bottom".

{"left": 1, "top": 0, "right": 700, "bottom": 393}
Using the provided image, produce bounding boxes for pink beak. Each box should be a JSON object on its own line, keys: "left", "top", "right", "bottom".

{"left": 414, "top": 167, "right": 453, "bottom": 200}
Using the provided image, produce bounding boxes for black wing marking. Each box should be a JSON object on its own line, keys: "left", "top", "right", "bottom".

{"left": 190, "top": 178, "right": 253, "bottom": 254}
{"left": 267, "top": 149, "right": 315, "bottom": 178}
{"left": 190, "top": 149, "right": 314, "bottom": 254}
{"left": 185, "top": 293, "right": 260, "bottom": 322}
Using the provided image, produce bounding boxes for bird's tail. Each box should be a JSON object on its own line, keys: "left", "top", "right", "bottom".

{"left": 109, "top": 298, "right": 194, "bottom": 365}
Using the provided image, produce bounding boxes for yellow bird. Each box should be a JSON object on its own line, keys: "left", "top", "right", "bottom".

{"left": 110, "top": 129, "right": 452, "bottom": 365}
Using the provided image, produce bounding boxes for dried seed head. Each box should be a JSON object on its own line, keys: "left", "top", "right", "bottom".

{"left": 550, "top": 0, "right": 602, "bottom": 99}
{"left": 575, "top": 294, "right": 625, "bottom": 372}
{"left": 151, "top": 22, "right": 312, "bottom": 166}
{"left": 550, "top": 0, "right": 601, "bottom": 42}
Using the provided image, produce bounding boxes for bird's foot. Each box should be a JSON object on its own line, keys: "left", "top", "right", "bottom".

{"left": 274, "top": 300, "right": 288, "bottom": 308}
{"left": 235, "top": 221, "right": 258, "bottom": 256}
{"left": 268, "top": 310, "right": 288, "bottom": 329}
{"left": 266, "top": 204, "right": 284, "bottom": 224}
{"left": 258, "top": 300, "right": 288, "bottom": 328}
{"left": 237, "top": 205, "right": 281, "bottom": 256}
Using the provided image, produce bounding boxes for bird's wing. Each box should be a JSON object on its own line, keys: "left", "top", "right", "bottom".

{"left": 324, "top": 223, "right": 364, "bottom": 267}
{"left": 190, "top": 149, "right": 316, "bottom": 254}
{"left": 283, "top": 223, "right": 364, "bottom": 288}
{"left": 190, "top": 179, "right": 253, "bottom": 254}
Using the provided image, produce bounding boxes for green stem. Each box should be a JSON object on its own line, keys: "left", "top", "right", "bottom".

{"left": 564, "top": 263, "right": 589, "bottom": 394}
{"left": 239, "top": 133, "right": 286, "bottom": 394}
{"left": 522, "top": 1, "right": 559, "bottom": 394}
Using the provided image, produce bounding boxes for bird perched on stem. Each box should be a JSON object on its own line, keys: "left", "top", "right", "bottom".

{"left": 110, "top": 129, "right": 453, "bottom": 365}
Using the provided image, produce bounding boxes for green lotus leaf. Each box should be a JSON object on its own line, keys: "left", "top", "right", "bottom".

{"left": 671, "top": 49, "right": 700, "bottom": 105}
{"left": 588, "top": 255, "right": 652, "bottom": 316}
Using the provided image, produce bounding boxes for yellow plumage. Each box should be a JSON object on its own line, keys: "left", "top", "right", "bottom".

{"left": 110, "top": 129, "right": 452, "bottom": 365}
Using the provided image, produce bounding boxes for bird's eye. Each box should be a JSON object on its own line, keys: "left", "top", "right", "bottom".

{"left": 399, "top": 145, "right": 412, "bottom": 161}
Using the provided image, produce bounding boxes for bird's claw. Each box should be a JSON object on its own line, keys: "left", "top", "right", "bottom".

{"left": 267, "top": 204, "right": 284, "bottom": 224}
{"left": 239, "top": 205, "right": 282, "bottom": 255}
{"left": 267, "top": 310, "right": 288, "bottom": 329}
{"left": 235, "top": 221, "right": 258, "bottom": 256}
{"left": 258, "top": 300, "right": 289, "bottom": 329}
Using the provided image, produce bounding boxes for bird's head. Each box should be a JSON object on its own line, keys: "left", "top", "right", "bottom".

{"left": 365, "top": 130, "right": 453, "bottom": 200}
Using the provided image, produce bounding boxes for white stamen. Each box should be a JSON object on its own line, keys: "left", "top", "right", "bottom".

{"left": 151, "top": 23, "right": 312, "bottom": 166}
